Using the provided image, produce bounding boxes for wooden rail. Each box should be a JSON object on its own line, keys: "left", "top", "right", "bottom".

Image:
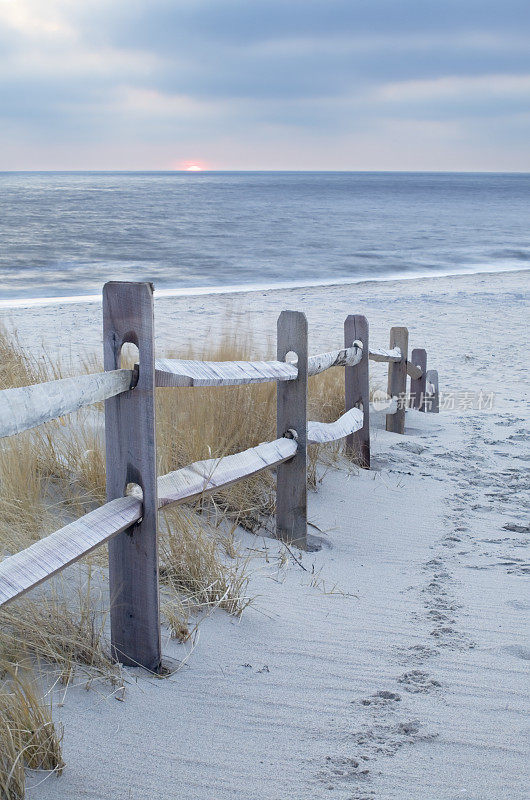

{"left": 155, "top": 358, "right": 297, "bottom": 387}
{"left": 0, "top": 280, "right": 439, "bottom": 670}
{"left": 0, "top": 370, "right": 133, "bottom": 439}
{"left": 368, "top": 346, "right": 402, "bottom": 363}
{"left": 307, "top": 408, "right": 364, "bottom": 444}
{"left": 154, "top": 343, "right": 362, "bottom": 388}
{"left": 0, "top": 497, "right": 142, "bottom": 607}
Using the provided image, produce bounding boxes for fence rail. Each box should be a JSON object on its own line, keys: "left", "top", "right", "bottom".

{"left": 0, "top": 280, "right": 440, "bottom": 671}
{"left": 0, "top": 369, "right": 134, "bottom": 439}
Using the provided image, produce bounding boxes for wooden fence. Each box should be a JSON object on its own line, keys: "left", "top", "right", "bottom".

{"left": 0, "top": 281, "right": 439, "bottom": 672}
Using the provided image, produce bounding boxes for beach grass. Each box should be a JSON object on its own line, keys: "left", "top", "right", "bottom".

{"left": 0, "top": 665, "right": 64, "bottom": 800}
{"left": 0, "top": 321, "right": 358, "bottom": 790}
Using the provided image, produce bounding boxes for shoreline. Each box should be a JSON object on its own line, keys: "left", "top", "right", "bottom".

{"left": 2, "top": 270, "right": 528, "bottom": 395}
{"left": 1, "top": 264, "right": 528, "bottom": 310}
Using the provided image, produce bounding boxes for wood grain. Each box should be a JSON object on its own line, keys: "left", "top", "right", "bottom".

{"left": 154, "top": 344, "right": 362, "bottom": 388}
{"left": 368, "top": 347, "right": 402, "bottom": 363}
{"left": 409, "top": 348, "right": 427, "bottom": 410}
{"left": 0, "top": 497, "right": 142, "bottom": 608}
{"left": 308, "top": 344, "right": 363, "bottom": 376}
{"left": 386, "top": 327, "right": 409, "bottom": 434}
{"left": 345, "top": 314, "right": 370, "bottom": 468}
{"left": 276, "top": 311, "right": 308, "bottom": 549}
{"left": 155, "top": 358, "right": 297, "bottom": 387}
{"left": 103, "top": 281, "right": 161, "bottom": 672}
{"left": 307, "top": 408, "right": 364, "bottom": 444}
{"left": 144, "top": 437, "right": 298, "bottom": 508}
{"left": 0, "top": 370, "right": 132, "bottom": 439}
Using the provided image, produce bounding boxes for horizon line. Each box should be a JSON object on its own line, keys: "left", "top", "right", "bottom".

{"left": 1, "top": 168, "right": 530, "bottom": 175}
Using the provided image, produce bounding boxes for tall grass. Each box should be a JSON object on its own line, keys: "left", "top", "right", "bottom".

{"left": 0, "top": 321, "right": 353, "bottom": 761}
{"left": 0, "top": 666, "right": 64, "bottom": 800}
{"left": 0, "top": 319, "right": 355, "bottom": 790}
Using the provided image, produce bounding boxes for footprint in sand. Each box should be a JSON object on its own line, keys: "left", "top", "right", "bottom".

{"left": 349, "top": 719, "right": 437, "bottom": 758}
{"left": 316, "top": 753, "right": 374, "bottom": 798}
{"left": 397, "top": 670, "right": 442, "bottom": 693}
{"left": 394, "top": 643, "right": 439, "bottom": 664}
{"left": 358, "top": 690, "right": 402, "bottom": 707}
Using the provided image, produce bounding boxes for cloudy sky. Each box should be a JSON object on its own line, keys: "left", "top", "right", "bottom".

{"left": 1, "top": 0, "right": 529, "bottom": 170}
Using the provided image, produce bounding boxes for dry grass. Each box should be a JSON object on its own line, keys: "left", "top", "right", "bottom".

{"left": 157, "top": 327, "right": 355, "bottom": 516}
{"left": 0, "top": 322, "right": 350, "bottom": 668}
{"left": 0, "top": 319, "right": 357, "bottom": 791}
{"left": 0, "top": 666, "right": 64, "bottom": 799}
{"left": 0, "top": 571, "right": 119, "bottom": 687}
{"left": 159, "top": 507, "right": 253, "bottom": 641}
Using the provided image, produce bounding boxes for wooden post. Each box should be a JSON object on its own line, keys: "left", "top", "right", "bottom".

{"left": 344, "top": 314, "right": 370, "bottom": 468}
{"left": 386, "top": 326, "right": 408, "bottom": 434}
{"left": 103, "top": 281, "right": 161, "bottom": 672}
{"left": 410, "top": 348, "right": 427, "bottom": 411}
{"left": 425, "top": 369, "right": 439, "bottom": 413}
{"left": 276, "top": 311, "right": 308, "bottom": 549}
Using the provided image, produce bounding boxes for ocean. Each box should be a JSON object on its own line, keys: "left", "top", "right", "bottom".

{"left": 0, "top": 171, "right": 528, "bottom": 306}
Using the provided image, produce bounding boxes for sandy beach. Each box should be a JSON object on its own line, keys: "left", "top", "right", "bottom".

{"left": 2, "top": 268, "right": 529, "bottom": 800}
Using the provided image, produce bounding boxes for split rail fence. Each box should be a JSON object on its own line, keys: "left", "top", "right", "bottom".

{"left": 0, "top": 281, "right": 439, "bottom": 671}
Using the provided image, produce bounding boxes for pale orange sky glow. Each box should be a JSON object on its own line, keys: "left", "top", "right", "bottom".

{"left": 181, "top": 160, "right": 206, "bottom": 172}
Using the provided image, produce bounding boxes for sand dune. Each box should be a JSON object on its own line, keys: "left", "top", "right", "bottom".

{"left": 7, "top": 268, "right": 528, "bottom": 800}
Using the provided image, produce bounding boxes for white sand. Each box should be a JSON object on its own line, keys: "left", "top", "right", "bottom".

{"left": 3, "top": 270, "right": 528, "bottom": 800}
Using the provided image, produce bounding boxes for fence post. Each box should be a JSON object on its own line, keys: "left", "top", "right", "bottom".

{"left": 410, "top": 347, "right": 427, "bottom": 411}
{"left": 425, "top": 369, "right": 440, "bottom": 413}
{"left": 386, "top": 326, "right": 408, "bottom": 434}
{"left": 276, "top": 311, "right": 308, "bottom": 549}
{"left": 103, "top": 281, "right": 161, "bottom": 672}
{"left": 344, "top": 314, "right": 370, "bottom": 468}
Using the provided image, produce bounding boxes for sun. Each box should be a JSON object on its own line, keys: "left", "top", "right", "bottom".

{"left": 182, "top": 160, "right": 205, "bottom": 171}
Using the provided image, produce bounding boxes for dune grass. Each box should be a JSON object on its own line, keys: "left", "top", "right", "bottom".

{"left": 0, "top": 320, "right": 356, "bottom": 790}
{"left": 0, "top": 666, "right": 64, "bottom": 800}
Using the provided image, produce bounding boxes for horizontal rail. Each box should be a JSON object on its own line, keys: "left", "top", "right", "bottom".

{"left": 307, "top": 342, "right": 363, "bottom": 376}
{"left": 0, "top": 496, "right": 142, "bottom": 608}
{"left": 155, "top": 359, "right": 297, "bottom": 387}
{"left": 368, "top": 347, "right": 402, "bottom": 363}
{"left": 307, "top": 408, "right": 364, "bottom": 444}
{"left": 0, "top": 437, "right": 298, "bottom": 606}
{"left": 0, "top": 370, "right": 134, "bottom": 439}
{"left": 155, "top": 343, "right": 363, "bottom": 388}
{"left": 146, "top": 437, "right": 298, "bottom": 508}
{"left": 406, "top": 361, "right": 423, "bottom": 380}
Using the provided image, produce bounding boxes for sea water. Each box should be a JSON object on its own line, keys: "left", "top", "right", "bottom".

{"left": 1, "top": 171, "right": 528, "bottom": 306}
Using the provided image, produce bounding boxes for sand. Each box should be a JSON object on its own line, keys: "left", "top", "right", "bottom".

{"left": 2, "top": 269, "right": 528, "bottom": 800}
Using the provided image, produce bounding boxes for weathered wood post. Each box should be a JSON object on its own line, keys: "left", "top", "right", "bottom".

{"left": 344, "top": 314, "right": 370, "bottom": 468}
{"left": 410, "top": 348, "right": 427, "bottom": 411}
{"left": 276, "top": 311, "right": 308, "bottom": 549}
{"left": 386, "top": 326, "right": 408, "bottom": 434}
{"left": 425, "top": 369, "right": 440, "bottom": 413}
{"left": 103, "top": 281, "right": 161, "bottom": 672}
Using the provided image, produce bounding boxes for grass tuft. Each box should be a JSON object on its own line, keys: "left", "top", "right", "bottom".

{"left": 0, "top": 666, "right": 64, "bottom": 799}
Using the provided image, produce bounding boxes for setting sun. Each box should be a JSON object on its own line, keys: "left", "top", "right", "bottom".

{"left": 182, "top": 160, "right": 205, "bottom": 171}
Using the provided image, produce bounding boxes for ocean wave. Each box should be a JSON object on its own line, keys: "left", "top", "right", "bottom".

{"left": 1, "top": 262, "right": 528, "bottom": 310}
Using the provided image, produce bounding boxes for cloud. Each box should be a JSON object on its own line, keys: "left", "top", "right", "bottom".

{"left": 378, "top": 73, "right": 530, "bottom": 102}
{"left": 0, "top": 0, "right": 529, "bottom": 169}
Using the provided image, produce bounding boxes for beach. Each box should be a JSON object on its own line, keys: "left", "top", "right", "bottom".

{"left": 3, "top": 268, "right": 529, "bottom": 800}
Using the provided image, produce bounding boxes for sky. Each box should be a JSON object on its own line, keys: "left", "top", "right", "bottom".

{"left": 0, "top": 0, "right": 529, "bottom": 171}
